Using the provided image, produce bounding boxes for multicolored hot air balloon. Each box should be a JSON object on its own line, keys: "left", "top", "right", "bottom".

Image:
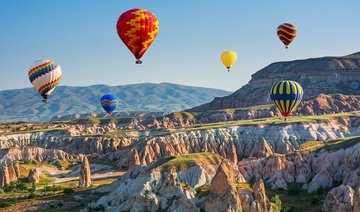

{"left": 220, "top": 50, "right": 237, "bottom": 72}
{"left": 270, "top": 80, "right": 303, "bottom": 118}
{"left": 28, "top": 60, "right": 62, "bottom": 102}
{"left": 100, "top": 94, "right": 118, "bottom": 115}
{"left": 116, "top": 8, "right": 159, "bottom": 64}
{"left": 277, "top": 23, "right": 297, "bottom": 49}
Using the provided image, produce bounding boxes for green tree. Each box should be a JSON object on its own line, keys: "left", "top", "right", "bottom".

{"left": 274, "top": 195, "right": 282, "bottom": 212}
{"left": 31, "top": 181, "right": 37, "bottom": 192}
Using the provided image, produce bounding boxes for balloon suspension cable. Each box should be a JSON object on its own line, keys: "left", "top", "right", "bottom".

{"left": 136, "top": 60, "right": 142, "bottom": 64}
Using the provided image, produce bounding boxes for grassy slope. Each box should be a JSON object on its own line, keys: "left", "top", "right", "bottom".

{"left": 160, "top": 152, "right": 221, "bottom": 171}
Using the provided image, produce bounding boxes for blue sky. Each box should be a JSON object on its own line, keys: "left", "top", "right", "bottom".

{"left": 0, "top": 0, "right": 359, "bottom": 92}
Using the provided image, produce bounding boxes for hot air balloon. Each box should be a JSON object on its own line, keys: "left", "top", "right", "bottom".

{"left": 220, "top": 50, "right": 237, "bottom": 72}
{"left": 116, "top": 8, "right": 159, "bottom": 64}
{"left": 277, "top": 23, "right": 297, "bottom": 49}
{"left": 270, "top": 80, "right": 303, "bottom": 119}
{"left": 28, "top": 60, "right": 62, "bottom": 102}
{"left": 101, "top": 94, "right": 118, "bottom": 115}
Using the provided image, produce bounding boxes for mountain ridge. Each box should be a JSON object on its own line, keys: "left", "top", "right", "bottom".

{"left": 189, "top": 51, "right": 360, "bottom": 112}
{"left": 0, "top": 83, "right": 231, "bottom": 122}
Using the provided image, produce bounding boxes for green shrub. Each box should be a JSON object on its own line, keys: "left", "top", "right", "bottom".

{"left": 44, "top": 184, "right": 62, "bottom": 192}
{"left": 31, "top": 181, "right": 37, "bottom": 191}
{"left": 288, "top": 186, "right": 301, "bottom": 196}
{"left": 3, "top": 182, "right": 16, "bottom": 192}
{"left": 63, "top": 187, "right": 74, "bottom": 193}
{"left": 283, "top": 207, "right": 295, "bottom": 212}
{"left": 16, "top": 182, "right": 28, "bottom": 191}
{"left": 316, "top": 187, "right": 326, "bottom": 195}
{"left": 28, "top": 192, "right": 36, "bottom": 199}
{"left": 0, "top": 202, "right": 12, "bottom": 208}
{"left": 311, "top": 196, "right": 322, "bottom": 205}
{"left": 274, "top": 195, "right": 282, "bottom": 212}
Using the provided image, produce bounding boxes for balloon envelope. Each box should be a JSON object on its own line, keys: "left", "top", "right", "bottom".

{"left": 270, "top": 80, "right": 303, "bottom": 117}
{"left": 28, "top": 60, "right": 62, "bottom": 101}
{"left": 220, "top": 50, "right": 237, "bottom": 71}
{"left": 116, "top": 8, "right": 159, "bottom": 64}
{"left": 100, "top": 94, "right": 118, "bottom": 115}
{"left": 277, "top": 23, "right": 297, "bottom": 48}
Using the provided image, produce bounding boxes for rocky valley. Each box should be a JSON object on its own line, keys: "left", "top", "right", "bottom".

{"left": 2, "top": 52, "right": 360, "bottom": 211}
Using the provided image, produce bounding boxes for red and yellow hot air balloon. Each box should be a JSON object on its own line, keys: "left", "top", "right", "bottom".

{"left": 116, "top": 8, "right": 159, "bottom": 64}
{"left": 277, "top": 23, "right": 297, "bottom": 49}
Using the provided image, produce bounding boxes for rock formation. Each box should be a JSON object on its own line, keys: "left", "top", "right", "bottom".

{"left": 322, "top": 185, "right": 358, "bottom": 212}
{"left": 0, "top": 147, "right": 83, "bottom": 165}
{"left": 238, "top": 179, "right": 273, "bottom": 212}
{"left": 250, "top": 138, "right": 274, "bottom": 158}
{"left": 0, "top": 163, "right": 10, "bottom": 188}
{"left": 238, "top": 139, "right": 360, "bottom": 192}
{"left": 79, "top": 156, "right": 91, "bottom": 188}
{"left": 205, "top": 161, "right": 242, "bottom": 212}
{"left": 0, "top": 161, "right": 20, "bottom": 188}
{"left": 252, "top": 180, "right": 272, "bottom": 212}
{"left": 28, "top": 168, "right": 40, "bottom": 183}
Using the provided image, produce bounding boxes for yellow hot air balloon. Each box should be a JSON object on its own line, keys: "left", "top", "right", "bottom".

{"left": 220, "top": 50, "right": 237, "bottom": 72}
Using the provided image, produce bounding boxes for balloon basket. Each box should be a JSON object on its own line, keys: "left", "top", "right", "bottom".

{"left": 136, "top": 60, "right": 142, "bottom": 64}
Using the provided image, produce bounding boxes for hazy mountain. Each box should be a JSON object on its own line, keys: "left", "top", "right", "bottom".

{"left": 0, "top": 83, "right": 230, "bottom": 122}
{"left": 189, "top": 52, "right": 360, "bottom": 112}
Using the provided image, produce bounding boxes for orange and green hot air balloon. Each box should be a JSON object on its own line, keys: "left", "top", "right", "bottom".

{"left": 277, "top": 23, "right": 297, "bottom": 49}
{"left": 116, "top": 8, "right": 159, "bottom": 64}
{"left": 270, "top": 80, "right": 303, "bottom": 119}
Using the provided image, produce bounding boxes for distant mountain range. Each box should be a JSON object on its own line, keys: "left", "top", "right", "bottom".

{"left": 0, "top": 83, "right": 231, "bottom": 122}
{"left": 189, "top": 52, "right": 360, "bottom": 112}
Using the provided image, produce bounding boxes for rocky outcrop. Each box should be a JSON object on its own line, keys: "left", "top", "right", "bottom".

{"left": 239, "top": 138, "right": 360, "bottom": 192}
{"left": 91, "top": 153, "right": 249, "bottom": 211}
{"left": 189, "top": 52, "right": 360, "bottom": 112}
{"left": 28, "top": 168, "right": 40, "bottom": 183}
{"left": 2, "top": 114, "right": 360, "bottom": 164}
{"left": 0, "top": 147, "right": 83, "bottom": 168}
{"left": 0, "top": 131, "right": 129, "bottom": 155}
{"left": 0, "top": 161, "right": 20, "bottom": 188}
{"left": 238, "top": 180, "right": 273, "bottom": 212}
{"left": 114, "top": 116, "right": 358, "bottom": 170}
{"left": 128, "top": 148, "right": 141, "bottom": 169}
{"left": 78, "top": 156, "right": 91, "bottom": 188}
{"left": 205, "top": 161, "right": 242, "bottom": 212}
{"left": 0, "top": 163, "right": 10, "bottom": 188}
{"left": 252, "top": 180, "right": 272, "bottom": 212}
{"left": 322, "top": 185, "right": 357, "bottom": 212}
{"left": 250, "top": 138, "right": 274, "bottom": 158}
{"left": 91, "top": 153, "right": 273, "bottom": 212}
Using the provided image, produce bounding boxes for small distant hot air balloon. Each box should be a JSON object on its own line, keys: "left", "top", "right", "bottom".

{"left": 116, "top": 8, "right": 159, "bottom": 64}
{"left": 28, "top": 60, "right": 62, "bottom": 102}
{"left": 100, "top": 94, "right": 118, "bottom": 115}
{"left": 270, "top": 80, "right": 303, "bottom": 119}
{"left": 220, "top": 50, "right": 237, "bottom": 72}
{"left": 277, "top": 23, "right": 297, "bottom": 49}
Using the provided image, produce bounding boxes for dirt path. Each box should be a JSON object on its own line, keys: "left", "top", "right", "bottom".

{"left": 54, "top": 171, "right": 124, "bottom": 184}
